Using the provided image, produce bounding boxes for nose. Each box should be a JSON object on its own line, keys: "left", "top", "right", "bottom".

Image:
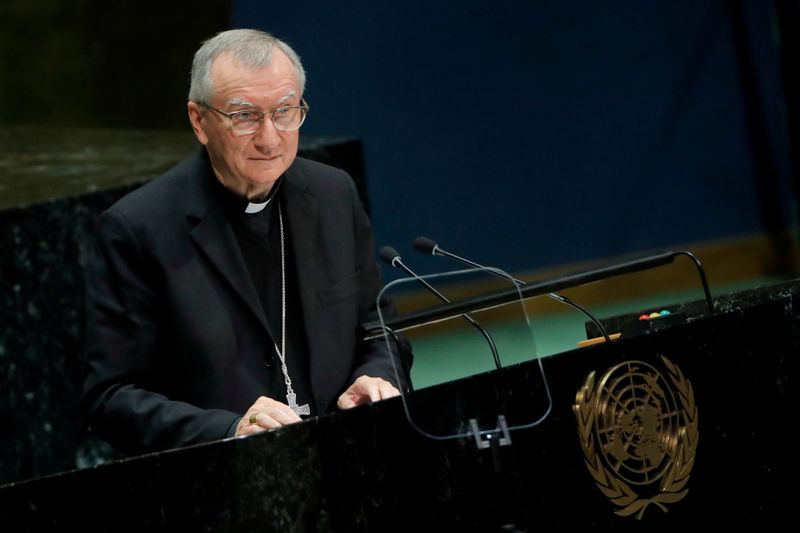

{"left": 252, "top": 115, "right": 281, "bottom": 150}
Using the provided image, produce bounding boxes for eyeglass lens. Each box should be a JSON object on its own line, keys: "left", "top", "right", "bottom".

{"left": 231, "top": 106, "right": 306, "bottom": 134}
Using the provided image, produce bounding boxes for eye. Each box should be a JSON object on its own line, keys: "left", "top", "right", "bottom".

{"left": 233, "top": 110, "right": 261, "bottom": 122}
{"left": 274, "top": 106, "right": 292, "bottom": 117}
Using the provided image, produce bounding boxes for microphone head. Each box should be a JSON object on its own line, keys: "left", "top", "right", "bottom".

{"left": 379, "top": 246, "right": 402, "bottom": 266}
{"left": 413, "top": 236, "right": 439, "bottom": 255}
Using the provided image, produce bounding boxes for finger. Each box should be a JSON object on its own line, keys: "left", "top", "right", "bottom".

{"left": 253, "top": 397, "right": 303, "bottom": 424}
{"left": 252, "top": 411, "right": 283, "bottom": 429}
{"left": 378, "top": 381, "right": 400, "bottom": 400}
{"left": 250, "top": 395, "right": 290, "bottom": 411}
{"left": 239, "top": 422, "right": 268, "bottom": 436}
{"left": 362, "top": 377, "right": 399, "bottom": 402}
{"left": 269, "top": 406, "right": 303, "bottom": 425}
{"left": 337, "top": 393, "right": 357, "bottom": 410}
{"left": 236, "top": 415, "right": 267, "bottom": 437}
{"left": 365, "top": 381, "right": 382, "bottom": 403}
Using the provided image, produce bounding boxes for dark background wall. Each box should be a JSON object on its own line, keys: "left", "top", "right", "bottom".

{"left": 2, "top": 1, "right": 796, "bottom": 277}
{"left": 234, "top": 0, "right": 799, "bottom": 277}
{"left": 0, "top": 0, "right": 230, "bottom": 128}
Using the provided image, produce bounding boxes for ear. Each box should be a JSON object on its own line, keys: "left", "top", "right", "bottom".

{"left": 187, "top": 102, "right": 209, "bottom": 145}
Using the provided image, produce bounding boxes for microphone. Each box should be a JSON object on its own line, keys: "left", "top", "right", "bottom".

{"left": 412, "top": 237, "right": 612, "bottom": 343}
{"left": 379, "top": 246, "right": 502, "bottom": 370}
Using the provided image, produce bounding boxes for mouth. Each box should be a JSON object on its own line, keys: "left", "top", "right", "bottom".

{"left": 250, "top": 154, "right": 280, "bottom": 162}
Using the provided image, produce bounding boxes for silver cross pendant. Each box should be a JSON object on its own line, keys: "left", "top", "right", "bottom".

{"left": 287, "top": 392, "right": 311, "bottom": 416}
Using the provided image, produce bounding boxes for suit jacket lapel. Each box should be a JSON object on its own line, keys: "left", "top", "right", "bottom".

{"left": 184, "top": 149, "right": 271, "bottom": 335}
{"left": 282, "top": 164, "right": 330, "bottom": 412}
{"left": 282, "top": 168, "right": 320, "bottom": 303}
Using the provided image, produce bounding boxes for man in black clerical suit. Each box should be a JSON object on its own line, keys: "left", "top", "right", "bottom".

{"left": 82, "top": 29, "right": 406, "bottom": 455}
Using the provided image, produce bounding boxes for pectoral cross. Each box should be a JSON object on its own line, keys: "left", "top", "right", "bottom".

{"left": 287, "top": 392, "right": 311, "bottom": 416}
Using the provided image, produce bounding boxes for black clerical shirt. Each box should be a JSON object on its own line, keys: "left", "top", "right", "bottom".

{"left": 216, "top": 179, "right": 315, "bottom": 417}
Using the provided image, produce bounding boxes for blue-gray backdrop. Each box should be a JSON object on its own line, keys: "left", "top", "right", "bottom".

{"left": 233, "top": 0, "right": 796, "bottom": 277}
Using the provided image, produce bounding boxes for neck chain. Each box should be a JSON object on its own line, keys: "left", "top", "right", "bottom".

{"left": 275, "top": 201, "right": 310, "bottom": 416}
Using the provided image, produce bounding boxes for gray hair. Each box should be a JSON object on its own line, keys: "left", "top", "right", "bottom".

{"left": 188, "top": 29, "right": 306, "bottom": 103}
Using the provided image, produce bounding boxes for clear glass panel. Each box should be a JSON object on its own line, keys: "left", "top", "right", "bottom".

{"left": 375, "top": 267, "right": 553, "bottom": 441}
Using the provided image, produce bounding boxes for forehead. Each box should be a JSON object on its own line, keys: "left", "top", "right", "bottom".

{"left": 210, "top": 50, "right": 300, "bottom": 106}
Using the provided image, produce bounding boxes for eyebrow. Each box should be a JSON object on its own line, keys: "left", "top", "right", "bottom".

{"left": 226, "top": 91, "right": 298, "bottom": 109}
{"left": 227, "top": 97, "right": 256, "bottom": 108}
{"left": 277, "top": 91, "right": 297, "bottom": 105}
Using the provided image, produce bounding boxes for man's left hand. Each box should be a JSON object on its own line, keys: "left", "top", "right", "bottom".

{"left": 337, "top": 375, "right": 400, "bottom": 409}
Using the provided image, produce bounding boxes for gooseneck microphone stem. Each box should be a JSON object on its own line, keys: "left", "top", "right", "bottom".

{"left": 364, "top": 246, "right": 716, "bottom": 337}
{"left": 413, "top": 237, "right": 612, "bottom": 343}
{"left": 380, "top": 247, "right": 502, "bottom": 370}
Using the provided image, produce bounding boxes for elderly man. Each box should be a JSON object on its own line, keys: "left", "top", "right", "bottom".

{"left": 82, "top": 29, "right": 405, "bottom": 454}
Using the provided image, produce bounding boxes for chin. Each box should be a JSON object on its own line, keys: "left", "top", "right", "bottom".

{"left": 260, "top": 172, "right": 283, "bottom": 183}
{"left": 247, "top": 163, "right": 288, "bottom": 179}
{"left": 246, "top": 174, "right": 281, "bottom": 188}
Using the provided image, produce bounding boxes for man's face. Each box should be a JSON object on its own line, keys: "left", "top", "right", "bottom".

{"left": 188, "top": 49, "right": 301, "bottom": 199}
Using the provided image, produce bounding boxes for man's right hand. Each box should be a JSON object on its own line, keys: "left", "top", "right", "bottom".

{"left": 235, "top": 396, "right": 303, "bottom": 436}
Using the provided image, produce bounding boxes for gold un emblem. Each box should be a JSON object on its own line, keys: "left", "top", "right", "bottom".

{"left": 573, "top": 355, "right": 699, "bottom": 519}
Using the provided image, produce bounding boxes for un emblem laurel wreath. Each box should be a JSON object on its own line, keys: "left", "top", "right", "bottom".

{"left": 574, "top": 355, "right": 699, "bottom": 519}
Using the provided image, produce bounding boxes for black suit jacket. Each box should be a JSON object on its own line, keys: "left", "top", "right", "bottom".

{"left": 83, "top": 149, "right": 402, "bottom": 454}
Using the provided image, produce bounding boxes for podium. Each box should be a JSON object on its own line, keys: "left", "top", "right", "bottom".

{"left": 1, "top": 279, "right": 797, "bottom": 531}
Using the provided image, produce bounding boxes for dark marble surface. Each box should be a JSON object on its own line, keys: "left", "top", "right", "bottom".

{"left": 0, "top": 126, "right": 369, "bottom": 212}
{"left": 0, "top": 128, "right": 369, "bottom": 486}
{"left": 0, "top": 282, "right": 797, "bottom": 531}
{"left": 0, "top": 127, "right": 197, "bottom": 210}
{"left": 585, "top": 277, "right": 800, "bottom": 339}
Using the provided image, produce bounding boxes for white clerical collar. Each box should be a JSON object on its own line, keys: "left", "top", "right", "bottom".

{"left": 244, "top": 197, "right": 272, "bottom": 214}
{"left": 243, "top": 179, "right": 282, "bottom": 214}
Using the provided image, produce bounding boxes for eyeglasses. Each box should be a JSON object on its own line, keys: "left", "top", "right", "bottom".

{"left": 201, "top": 98, "right": 310, "bottom": 136}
